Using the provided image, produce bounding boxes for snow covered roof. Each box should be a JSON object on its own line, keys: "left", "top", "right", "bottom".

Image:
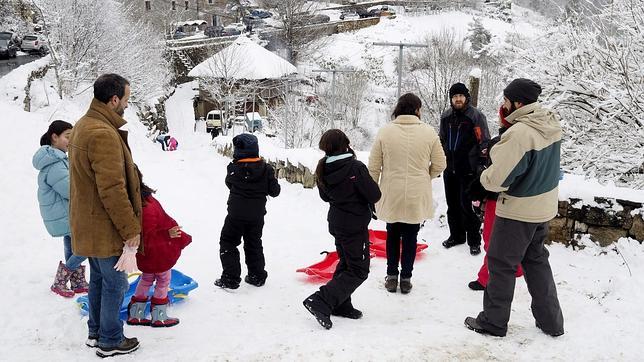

{"left": 188, "top": 36, "right": 297, "bottom": 80}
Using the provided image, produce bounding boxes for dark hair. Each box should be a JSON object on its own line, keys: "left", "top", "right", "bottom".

{"left": 135, "top": 165, "right": 156, "bottom": 206}
{"left": 40, "top": 120, "right": 73, "bottom": 146}
{"left": 315, "top": 129, "right": 355, "bottom": 189}
{"left": 93, "top": 73, "right": 130, "bottom": 104}
{"left": 392, "top": 93, "right": 422, "bottom": 118}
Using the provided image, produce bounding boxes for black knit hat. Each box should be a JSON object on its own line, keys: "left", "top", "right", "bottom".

{"left": 233, "top": 133, "right": 259, "bottom": 160}
{"left": 503, "top": 78, "right": 542, "bottom": 105}
{"left": 449, "top": 82, "right": 470, "bottom": 99}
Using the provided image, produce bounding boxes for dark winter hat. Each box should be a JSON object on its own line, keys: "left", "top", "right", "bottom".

{"left": 232, "top": 133, "right": 259, "bottom": 160}
{"left": 449, "top": 82, "right": 470, "bottom": 99}
{"left": 503, "top": 78, "right": 542, "bottom": 105}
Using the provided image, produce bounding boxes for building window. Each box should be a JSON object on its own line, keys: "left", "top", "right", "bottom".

{"left": 208, "top": 0, "right": 213, "bottom": 4}
{"left": 171, "top": 1, "right": 176, "bottom": 10}
{"left": 145, "top": 0, "right": 151, "bottom": 11}
{"left": 185, "top": 1, "right": 189, "bottom": 10}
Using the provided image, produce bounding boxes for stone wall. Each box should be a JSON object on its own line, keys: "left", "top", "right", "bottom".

{"left": 23, "top": 64, "right": 50, "bottom": 112}
{"left": 214, "top": 141, "right": 644, "bottom": 246}
{"left": 549, "top": 198, "right": 643, "bottom": 246}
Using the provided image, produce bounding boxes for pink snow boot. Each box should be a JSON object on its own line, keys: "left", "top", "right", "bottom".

{"left": 51, "top": 261, "right": 75, "bottom": 298}
{"left": 150, "top": 297, "right": 179, "bottom": 327}
{"left": 70, "top": 265, "right": 89, "bottom": 293}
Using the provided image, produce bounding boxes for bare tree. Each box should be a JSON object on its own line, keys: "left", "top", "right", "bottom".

{"left": 259, "top": 0, "right": 327, "bottom": 63}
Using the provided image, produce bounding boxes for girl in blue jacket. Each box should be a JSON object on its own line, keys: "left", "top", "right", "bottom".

{"left": 33, "top": 121, "right": 88, "bottom": 298}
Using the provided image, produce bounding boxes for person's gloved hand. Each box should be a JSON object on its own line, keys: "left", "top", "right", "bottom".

{"left": 114, "top": 245, "right": 138, "bottom": 273}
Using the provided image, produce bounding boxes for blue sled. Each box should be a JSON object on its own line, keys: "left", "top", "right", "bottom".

{"left": 76, "top": 269, "right": 198, "bottom": 320}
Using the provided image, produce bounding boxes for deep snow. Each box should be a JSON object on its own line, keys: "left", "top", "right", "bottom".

{"left": 1, "top": 72, "right": 644, "bottom": 361}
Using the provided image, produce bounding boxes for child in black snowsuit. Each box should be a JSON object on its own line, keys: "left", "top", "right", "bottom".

{"left": 303, "top": 129, "right": 381, "bottom": 329}
{"left": 215, "top": 134, "right": 281, "bottom": 289}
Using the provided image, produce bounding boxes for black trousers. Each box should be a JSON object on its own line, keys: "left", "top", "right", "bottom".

{"left": 386, "top": 222, "right": 420, "bottom": 279}
{"left": 219, "top": 215, "right": 266, "bottom": 282}
{"left": 318, "top": 224, "right": 370, "bottom": 312}
{"left": 476, "top": 217, "right": 564, "bottom": 336}
{"left": 444, "top": 171, "right": 481, "bottom": 246}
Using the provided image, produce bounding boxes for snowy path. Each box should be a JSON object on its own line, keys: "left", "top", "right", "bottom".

{"left": 0, "top": 82, "right": 643, "bottom": 361}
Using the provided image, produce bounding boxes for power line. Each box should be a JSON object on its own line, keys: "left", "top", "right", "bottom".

{"left": 373, "top": 41, "right": 428, "bottom": 99}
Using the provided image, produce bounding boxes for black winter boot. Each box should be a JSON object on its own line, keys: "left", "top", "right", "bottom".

{"left": 244, "top": 272, "right": 267, "bottom": 287}
{"left": 214, "top": 276, "right": 240, "bottom": 289}
{"left": 303, "top": 293, "right": 332, "bottom": 329}
{"left": 331, "top": 299, "right": 363, "bottom": 319}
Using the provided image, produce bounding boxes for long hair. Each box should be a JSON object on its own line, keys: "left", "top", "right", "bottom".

{"left": 135, "top": 165, "right": 156, "bottom": 207}
{"left": 315, "top": 129, "right": 355, "bottom": 189}
{"left": 391, "top": 92, "right": 422, "bottom": 119}
{"left": 40, "top": 120, "right": 72, "bottom": 146}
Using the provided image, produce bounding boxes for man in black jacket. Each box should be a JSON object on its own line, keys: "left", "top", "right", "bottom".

{"left": 439, "top": 83, "right": 490, "bottom": 255}
{"left": 215, "top": 134, "right": 281, "bottom": 289}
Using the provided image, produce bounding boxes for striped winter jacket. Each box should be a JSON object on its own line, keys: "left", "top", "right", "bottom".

{"left": 480, "top": 102, "right": 562, "bottom": 223}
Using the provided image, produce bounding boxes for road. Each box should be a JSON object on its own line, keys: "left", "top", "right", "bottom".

{"left": 0, "top": 53, "right": 42, "bottom": 78}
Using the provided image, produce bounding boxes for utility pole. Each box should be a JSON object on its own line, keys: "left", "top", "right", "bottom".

{"left": 311, "top": 68, "right": 358, "bottom": 129}
{"left": 373, "top": 42, "right": 428, "bottom": 99}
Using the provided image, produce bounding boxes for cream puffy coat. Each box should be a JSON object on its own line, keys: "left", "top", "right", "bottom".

{"left": 368, "top": 115, "right": 447, "bottom": 224}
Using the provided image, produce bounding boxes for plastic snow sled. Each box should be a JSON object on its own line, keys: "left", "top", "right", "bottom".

{"left": 368, "top": 229, "right": 428, "bottom": 257}
{"left": 76, "top": 269, "right": 198, "bottom": 320}
{"left": 297, "top": 250, "right": 377, "bottom": 281}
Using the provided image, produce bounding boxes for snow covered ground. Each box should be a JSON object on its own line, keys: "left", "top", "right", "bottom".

{"left": 1, "top": 62, "right": 644, "bottom": 361}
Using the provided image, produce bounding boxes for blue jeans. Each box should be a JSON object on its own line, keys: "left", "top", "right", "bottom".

{"left": 63, "top": 235, "right": 86, "bottom": 270}
{"left": 87, "top": 256, "right": 128, "bottom": 348}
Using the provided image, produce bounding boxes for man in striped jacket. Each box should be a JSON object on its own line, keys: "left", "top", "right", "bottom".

{"left": 465, "top": 78, "right": 564, "bottom": 337}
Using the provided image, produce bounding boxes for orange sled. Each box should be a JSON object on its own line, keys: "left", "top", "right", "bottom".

{"left": 368, "top": 229, "right": 428, "bottom": 257}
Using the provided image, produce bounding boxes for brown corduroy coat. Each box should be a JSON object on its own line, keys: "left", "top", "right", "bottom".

{"left": 68, "top": 99, "right": 142, "bottom": 258}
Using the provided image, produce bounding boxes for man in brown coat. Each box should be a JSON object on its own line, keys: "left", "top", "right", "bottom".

{"left": 69, "top": 74, "right": 142, "bottom": 358}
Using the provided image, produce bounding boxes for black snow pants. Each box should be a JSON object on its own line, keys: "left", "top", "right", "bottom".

{"left": 219, "top": 215, "right": 266, "bottom": 282}
{"left": 444, "top": 171, "right": 481, "bottom": 246}
{"left": 476, "top": 216, "right": 564, "bottom": 336}
{"left": 318, "top": 224, "right": 370, "bottom": 313}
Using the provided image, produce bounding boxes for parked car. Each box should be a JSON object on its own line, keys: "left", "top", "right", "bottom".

{"left": 0, "top": 31, "right": 21, "bottom": 47}
{"left": 0, "top": 39, "right": 18, "bottom": 59}
{"left": 295, "top": 14, "right": 331, "bottom": 26}
{"left": 244, "top": 112, "right": 263, "bottom": 132}
{"left": 206, "top": 110, "right": 225, "bottom": 138}
{"left": 368, "top": 5, "right": 396, "bottom": 17}
{"left": 250, "top": 9, "right": 272, "bottom": 19}
{"left": 204, "top": 25, "right": 223, "bottom": 37}
{"left": 21, "top": 34, "right": 48, "bottom": 54}
{"left": 221, "top": 27, "right": 242, "bottom": 36}
{"left": 339, "top": 11, "right": 361, "bottom": 20}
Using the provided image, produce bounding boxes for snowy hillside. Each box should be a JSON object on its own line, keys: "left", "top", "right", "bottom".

{"left": 1, "top": 61, "right": 644, "bottom": 361}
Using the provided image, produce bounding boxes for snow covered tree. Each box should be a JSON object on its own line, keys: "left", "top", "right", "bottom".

{"left": 466, "top": 17, "right": 492, "bottom": 54}
{"left": 510, "top": 0, "right": 644, "bottom": 187}
{"left": 32, "top": 0, "right": 169, "bottom": 101}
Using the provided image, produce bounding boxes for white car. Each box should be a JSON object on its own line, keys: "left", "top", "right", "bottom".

{"left": 21, "top": 34, "right": 47, "bottom": 54}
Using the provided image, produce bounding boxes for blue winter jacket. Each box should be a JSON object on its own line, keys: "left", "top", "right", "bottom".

{"left": 33, "top": 146, "right": 70, "bottom": 237}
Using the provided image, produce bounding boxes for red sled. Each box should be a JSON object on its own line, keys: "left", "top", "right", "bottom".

{"left": 368, "top": 229, "right": 428, "bottom": 257}
{"left": 297, "top": 250, "right": 377, "bottom": 281}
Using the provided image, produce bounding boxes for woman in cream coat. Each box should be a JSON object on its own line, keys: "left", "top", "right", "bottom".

{"left": 368, "top": 93, "right": 447, "bottom": 293}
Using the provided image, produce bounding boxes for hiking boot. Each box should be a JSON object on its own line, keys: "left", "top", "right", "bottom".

{"left": 150, "top": 297, "right": 179, "bottom": 328}
{"left": 464, "top": 317, "right": 505, "bottom": 337}
{"left": 400, "top": 278, "right": 413, "bottom": 294}
{"left": 536, "top": 321, "right": 564, "bottom": 337}
{"left": 214, "top": 277, "right": 240, "bottom": 289}
{"left": 384, "top": 275, "right": 398, "bottom": 293}
{"left": 303, "top": 293, "right": 332, "bottom": 329}
{"left": 51, "top": 261, "right": 74, "bottom": 298}
{"left": 470, "top": 245, "right": 481, "bottom": 256}
{"left": 468, "top": 280, "right": 485, "bottom": 291}
{"left": 70, "top": 265, "right": 89, "bottom": 293}
{"left": 331, "top": 300, "right": 363, "bottom": 319}
{"left": 244, "top": 273, "right": 267, "bottom": 287}
{"left": 95, "top": 337, "right": 139, "bottom": 358}
{"left": 85, "top": 335, "right": 98, "bottom": 348}
{"left": 442, "top": 237, "right": 465, "bottom": 249}
{"left": 126, "top": 296, "right": 150, "bottom": 326}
